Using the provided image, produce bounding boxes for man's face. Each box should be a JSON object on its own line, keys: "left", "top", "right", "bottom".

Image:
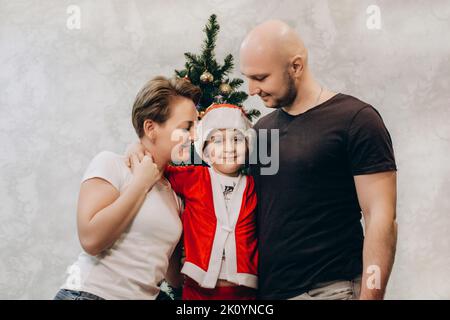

{"left": 240, "top": 51, "right": 298, "bottom": 109}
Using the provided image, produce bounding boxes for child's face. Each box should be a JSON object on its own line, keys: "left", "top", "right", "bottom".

{"left": 204, "top": 129, "right": 247, "bottom": 176}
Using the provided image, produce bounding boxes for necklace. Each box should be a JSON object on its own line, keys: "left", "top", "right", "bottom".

{"left": 282, "top": 86, "right": 324, "bottom": 116}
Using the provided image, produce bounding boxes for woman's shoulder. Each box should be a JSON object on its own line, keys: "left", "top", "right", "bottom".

{"left": 90, "top": 151, "right": 127, "bottom": 167}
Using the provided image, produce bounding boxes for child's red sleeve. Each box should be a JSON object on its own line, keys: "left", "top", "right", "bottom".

{"left": 164, "top": 165, "right": 197, "bottom": 196}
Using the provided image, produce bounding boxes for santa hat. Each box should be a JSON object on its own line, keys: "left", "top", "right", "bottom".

{"left": 194, "top": 104, "right": 253, "bottom": 159}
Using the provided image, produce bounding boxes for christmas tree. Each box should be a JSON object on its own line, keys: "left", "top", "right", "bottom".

{"left": 175, "top": 14, "right": 260, "bottom": 121}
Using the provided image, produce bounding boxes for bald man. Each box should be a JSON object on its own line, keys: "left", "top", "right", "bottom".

{"left": 240, "top": 20, "right": 397, "bottom": 300}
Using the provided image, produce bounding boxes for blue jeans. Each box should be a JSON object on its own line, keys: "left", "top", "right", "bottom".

{"left": 54, "top": 289, "right": 105, "bottom": 300}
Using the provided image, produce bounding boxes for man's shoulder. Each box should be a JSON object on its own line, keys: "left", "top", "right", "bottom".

{"left": 331, "top": 93, "right": 373, "bottom": 116}
{"left": 253, "top": 110, "right": 278, "bottom": 130}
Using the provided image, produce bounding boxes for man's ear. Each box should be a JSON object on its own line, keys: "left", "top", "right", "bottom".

{"left": 143, "top": 119, "right": 156, "bottom": 143}
{"left": 290, "top": 54, "right": 304, "bottom": 78}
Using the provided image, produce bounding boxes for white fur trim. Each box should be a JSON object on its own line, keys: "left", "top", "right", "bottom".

{"left": 180, "top": 168, "right": 257, "bottom": 289}
{"left": 181, "top": 262, "right": 208, "bottom": 286}
{"left": 181, "top": 263, "right": 258, "bottom": 289}
{"left": 236, "top": 274, "right": 258, "bottom": 289}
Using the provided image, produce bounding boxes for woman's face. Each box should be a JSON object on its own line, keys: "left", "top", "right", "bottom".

{"left": 154, "top": 96, "right": 198, "bottom": 165}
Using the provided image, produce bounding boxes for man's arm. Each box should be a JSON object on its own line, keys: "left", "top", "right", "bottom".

{"left": 354, "top": 171, "right": 397, "bottom": 300}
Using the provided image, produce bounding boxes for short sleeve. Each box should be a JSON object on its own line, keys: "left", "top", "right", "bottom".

{"left": 82, "top": 151, "right": 123, "bottom": 190}
{"left": 347, "top": 106, "right": 397, "bottom": 175}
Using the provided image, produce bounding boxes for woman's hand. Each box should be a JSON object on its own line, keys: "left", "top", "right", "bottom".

{"left": 130, "top": 152, "right": 162, "bottom": 192}
{"left": 78, "top": 149, "right": 161, "bottom": 256}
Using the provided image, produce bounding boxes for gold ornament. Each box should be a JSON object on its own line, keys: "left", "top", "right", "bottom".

{"left": 200, "top": 71, "right": 214, "bottom": 83}
{"left": 219, "top": 83, "right": 232, "bottom": 96}
{"left": 198, "top": 111, "right": 206, "bottom": 119}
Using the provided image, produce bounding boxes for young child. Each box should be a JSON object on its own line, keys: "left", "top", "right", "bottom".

{"left": 165, "top": 103, "right": 258, "bottom": 300}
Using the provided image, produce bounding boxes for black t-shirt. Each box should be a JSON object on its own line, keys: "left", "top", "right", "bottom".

{"left": 251, "top": 93, "right": 397, "bottom": 299}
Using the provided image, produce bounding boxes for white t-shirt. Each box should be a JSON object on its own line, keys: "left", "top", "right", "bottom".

{"left": 216, "top": 173, "right": 240, "bottom": 281}
{"left": 61, "top": 151, "right": 183, "bottom": 300}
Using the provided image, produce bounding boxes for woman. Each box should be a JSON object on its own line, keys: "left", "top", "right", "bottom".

{"left": 54, "top": 76, "right": 200, "bottom": 300}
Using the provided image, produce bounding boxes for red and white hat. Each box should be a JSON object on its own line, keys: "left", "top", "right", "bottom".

{"left": 194, "top": 104, "right": 253, "bottom": 158}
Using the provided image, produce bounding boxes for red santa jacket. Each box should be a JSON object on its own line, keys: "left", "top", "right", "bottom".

{"left": 165, "top": 165, "right": 258, "bottom": 289}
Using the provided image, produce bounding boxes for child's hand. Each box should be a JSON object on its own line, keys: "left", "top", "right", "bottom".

{"left": 130, "top": 152, "right": 162, "bottom": 192}
{"left": 125, "top": 142, "right": 146, "bottom": 168}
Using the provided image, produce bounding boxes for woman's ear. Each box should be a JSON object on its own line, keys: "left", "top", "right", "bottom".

{"left": 290, "top": 54, "right": 304, "bottom": 78}
{"left": 143, "top": 119, "right": 157, "bottom": 143}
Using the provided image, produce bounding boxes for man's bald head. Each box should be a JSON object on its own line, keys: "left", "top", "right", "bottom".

{"left": 239, "top": 20, "right": 312, "bottom": 110}
{"left": 240, "top": 20, "right": 307, "bottom": 67}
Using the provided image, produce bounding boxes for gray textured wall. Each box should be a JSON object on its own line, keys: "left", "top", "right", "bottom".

{"left": 1, "top": 0, "right": 449, "bottom": 299}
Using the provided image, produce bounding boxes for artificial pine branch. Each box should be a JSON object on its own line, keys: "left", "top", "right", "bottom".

{"left": 227, "top": 91, "right": 248, "bottom": 105}
{"left": 201, "top": 14, "right": 219, "bottom": 66}
{"left": 184, "top": 52, "right": 202, "bottom": 67}
{"left": 245, "top": 109, "right": 262, "bottom": 121}
{"left": 220, "top": 54, "right": 234, "bottom": 76}
{"left": 229, "top": 78, "right": 244, "bottom": 89}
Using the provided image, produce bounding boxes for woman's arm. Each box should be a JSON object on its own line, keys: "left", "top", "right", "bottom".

{"left": 77, "top": 153, "right": 161, "bottom": 256}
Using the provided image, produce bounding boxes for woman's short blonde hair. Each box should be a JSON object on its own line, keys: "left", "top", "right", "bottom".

{"left": 132, "top": 76, "right": 201, "bottom": 138}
